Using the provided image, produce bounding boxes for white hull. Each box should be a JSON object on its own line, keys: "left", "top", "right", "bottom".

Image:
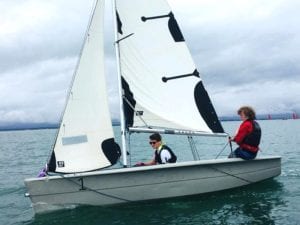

{"left": 25, "top": 156, "right": 281, "bottom": 214}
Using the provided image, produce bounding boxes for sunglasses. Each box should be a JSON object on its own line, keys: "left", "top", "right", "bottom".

{"left": 149, "top": 141, "right": 157, "bottom": 145}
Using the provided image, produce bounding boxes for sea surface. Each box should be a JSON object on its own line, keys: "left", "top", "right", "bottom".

{"left": 0, "top": 120, "right": 299, "bottom": 225}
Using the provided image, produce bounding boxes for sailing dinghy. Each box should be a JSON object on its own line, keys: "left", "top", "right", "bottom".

{"left": 24, "top": 0, "right": 281, "bottom": 214}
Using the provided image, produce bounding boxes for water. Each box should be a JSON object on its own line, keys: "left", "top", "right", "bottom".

{"left": 0, "top": 120, "right": 299, "bottom": 225}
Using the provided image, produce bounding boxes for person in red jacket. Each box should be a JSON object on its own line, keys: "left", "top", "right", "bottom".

{"left": 228, "top": 106, "right": 261, "bottom": 160}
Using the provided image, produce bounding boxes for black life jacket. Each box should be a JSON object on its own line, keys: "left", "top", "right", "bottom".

{"left": 243, "top": 120, "right": 261, "bottom": 147}
{"left": 155, "top": 145, "right": 177, "bottom": 164}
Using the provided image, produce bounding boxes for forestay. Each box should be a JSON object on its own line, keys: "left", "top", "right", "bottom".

{"left": 115, "top": 0, "right": 224, "bottom": 134}
{"left": 48, "top": 0, "right": 120, "bottom": 173}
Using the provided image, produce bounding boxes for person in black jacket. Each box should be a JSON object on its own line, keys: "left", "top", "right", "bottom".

{"left": 135, "top": 133, "right": 177, "bottom": 166}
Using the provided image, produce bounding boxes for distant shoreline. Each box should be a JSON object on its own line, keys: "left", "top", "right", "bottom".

{"left": 0, "top": 115, "right": 298, "bottom": 132}
{"left": 0, "top": 126, "right": 58, "bottom": 132}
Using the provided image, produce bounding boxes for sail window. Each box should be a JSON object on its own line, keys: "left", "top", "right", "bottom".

{"left": 62, "top": 135, "right": 88, "bottom": 146}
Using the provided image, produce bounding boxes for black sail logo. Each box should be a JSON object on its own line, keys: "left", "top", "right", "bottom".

{"left": 141, "top": 12, "right": 184, "bottom": 42}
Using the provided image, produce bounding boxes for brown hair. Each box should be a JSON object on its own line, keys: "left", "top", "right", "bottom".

{"left": 237, "top": 106, "right": 256, "bottom": 120}
{"left": 149, "top": 132, "right": 161, "bottom": 141}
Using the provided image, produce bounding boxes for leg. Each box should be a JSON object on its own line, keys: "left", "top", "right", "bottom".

{"left": 235, "top": 148, "right": 257, "bottom": 160}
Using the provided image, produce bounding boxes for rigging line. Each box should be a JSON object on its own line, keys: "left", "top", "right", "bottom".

{"left": 115, "top": 33, "right": 134, "bottom": 44}
{"left": 228, "top": 136, "right": 233, "bottom": 154}
{"left": 188, "top": 136, "right": 196, "bottom": 160}
{"left": 215, "top": 142, "right": 229, "bottom": 159}
{"left": 192, "top": 138, "right": 198, "bottom": 160}
{"left": 215, "top": 132, "right": 231, "bottom": 159}
{"left": 187, "top": 136, "right": 200, "bottom": 160}
{"left": 191, "top": 136, "right": 200, "bottom": 160}
{"left": 123, "top": 97, "right": 149, "bottom": 127}
{"left": 128, "top": 132, "right": 132, "bottom": 167}
{"left": 209, "top": 166, "right": 253, "bottom": 184}
{"left": 58, "top": 174, "right": 131, "bottom": 203}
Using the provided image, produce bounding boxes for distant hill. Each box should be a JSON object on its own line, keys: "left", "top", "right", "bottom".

{"left": 0, "top": 112, "right": 298, "bottom": 131}
{"left": 0, "top": 122, "right": 59, "bottom": 131}
{"left": 0, "top": 120, "right": 120, "bottom": 131}
{"left": 220, "top": 112, "right": 299, "bottom": 121}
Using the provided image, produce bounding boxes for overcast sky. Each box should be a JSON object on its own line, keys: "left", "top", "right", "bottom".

{"left": 0, "top": 0, "right": 299, "bottom": 125}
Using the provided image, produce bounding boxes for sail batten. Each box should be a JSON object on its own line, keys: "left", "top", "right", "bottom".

{"left": 116, "top": 0, "right": 224, "bottom": 134}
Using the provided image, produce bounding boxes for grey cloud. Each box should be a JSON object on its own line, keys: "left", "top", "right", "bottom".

{"left": 181, "top": 1, "right": 300, "bottom": 89}
{"left": 0, "top": 57, "right": 77, "bottom": 123}
{"left": 0, "top": 0, "right": 94, "bottom": 73}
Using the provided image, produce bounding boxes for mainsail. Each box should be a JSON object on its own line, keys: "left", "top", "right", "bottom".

{"left": 48, "top": 0, "right": 120, "bottom": 173}
{"left": 115, "top": 0, "right": 224, "bottom": 134}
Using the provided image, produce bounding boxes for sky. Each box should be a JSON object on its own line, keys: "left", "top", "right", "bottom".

{"left": 0, "top": 0, "right": 299, "bottom": 125}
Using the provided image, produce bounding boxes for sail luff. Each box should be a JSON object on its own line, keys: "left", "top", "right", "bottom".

{"left": 112, "top": 0, "right": 128, "bottom": 167}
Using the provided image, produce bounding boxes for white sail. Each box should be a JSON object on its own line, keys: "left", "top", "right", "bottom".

{"left": 115, "top": 0, "right": 224, "bottom": 134}
{"left": 48, "top": 0, "right": 120, "bottom": 173}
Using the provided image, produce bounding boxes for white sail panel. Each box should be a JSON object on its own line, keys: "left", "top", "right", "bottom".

{"left": 50, "top": 0, "right": 118, "bottom": 173}
{"left": 116, "top": 0, "right": 224, "bottom": 133}
{"left": 133, "top": 103, "right": 196, "bottom": 130}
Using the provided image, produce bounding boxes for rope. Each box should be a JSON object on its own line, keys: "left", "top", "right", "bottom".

{"left": 187, "top": 136, "right": 200, "bottom": 160}
{"left": 210, "top": 166, "right": 253, "bottom": 184}
{"left": 215, "top": 142, "right": 229, "bottom": 159}
{"left": 128, "top": 132, "right": 132, "bottom": 167}
{"left": 229, "top": 136, "right": 233, "bottom": 154}
{"left": 58, "top": 174, "right": 131, "bottom": 202}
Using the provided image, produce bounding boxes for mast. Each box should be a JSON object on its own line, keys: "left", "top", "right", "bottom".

{"left": 112, "top": 0, "right": 128, "bottom": 167}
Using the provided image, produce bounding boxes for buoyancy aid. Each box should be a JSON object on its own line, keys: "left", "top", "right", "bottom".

{"left": 240, "top": 120, "right": 261, "bottom": 153}
{"left": 154, "top": 145, "right": 177, "bottom": 164}
{"left": 243, "top": 120, "right": 261, "bottom": 146}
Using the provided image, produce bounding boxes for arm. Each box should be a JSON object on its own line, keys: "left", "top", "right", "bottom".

{"left": 160, "top": 149, "right": 172, "bottom": 163}
{"left": 135, "top": 157, "right": 156, "bottom": 166}
{"left": 143, "top": 158, "right": 156, "bottom": 166}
